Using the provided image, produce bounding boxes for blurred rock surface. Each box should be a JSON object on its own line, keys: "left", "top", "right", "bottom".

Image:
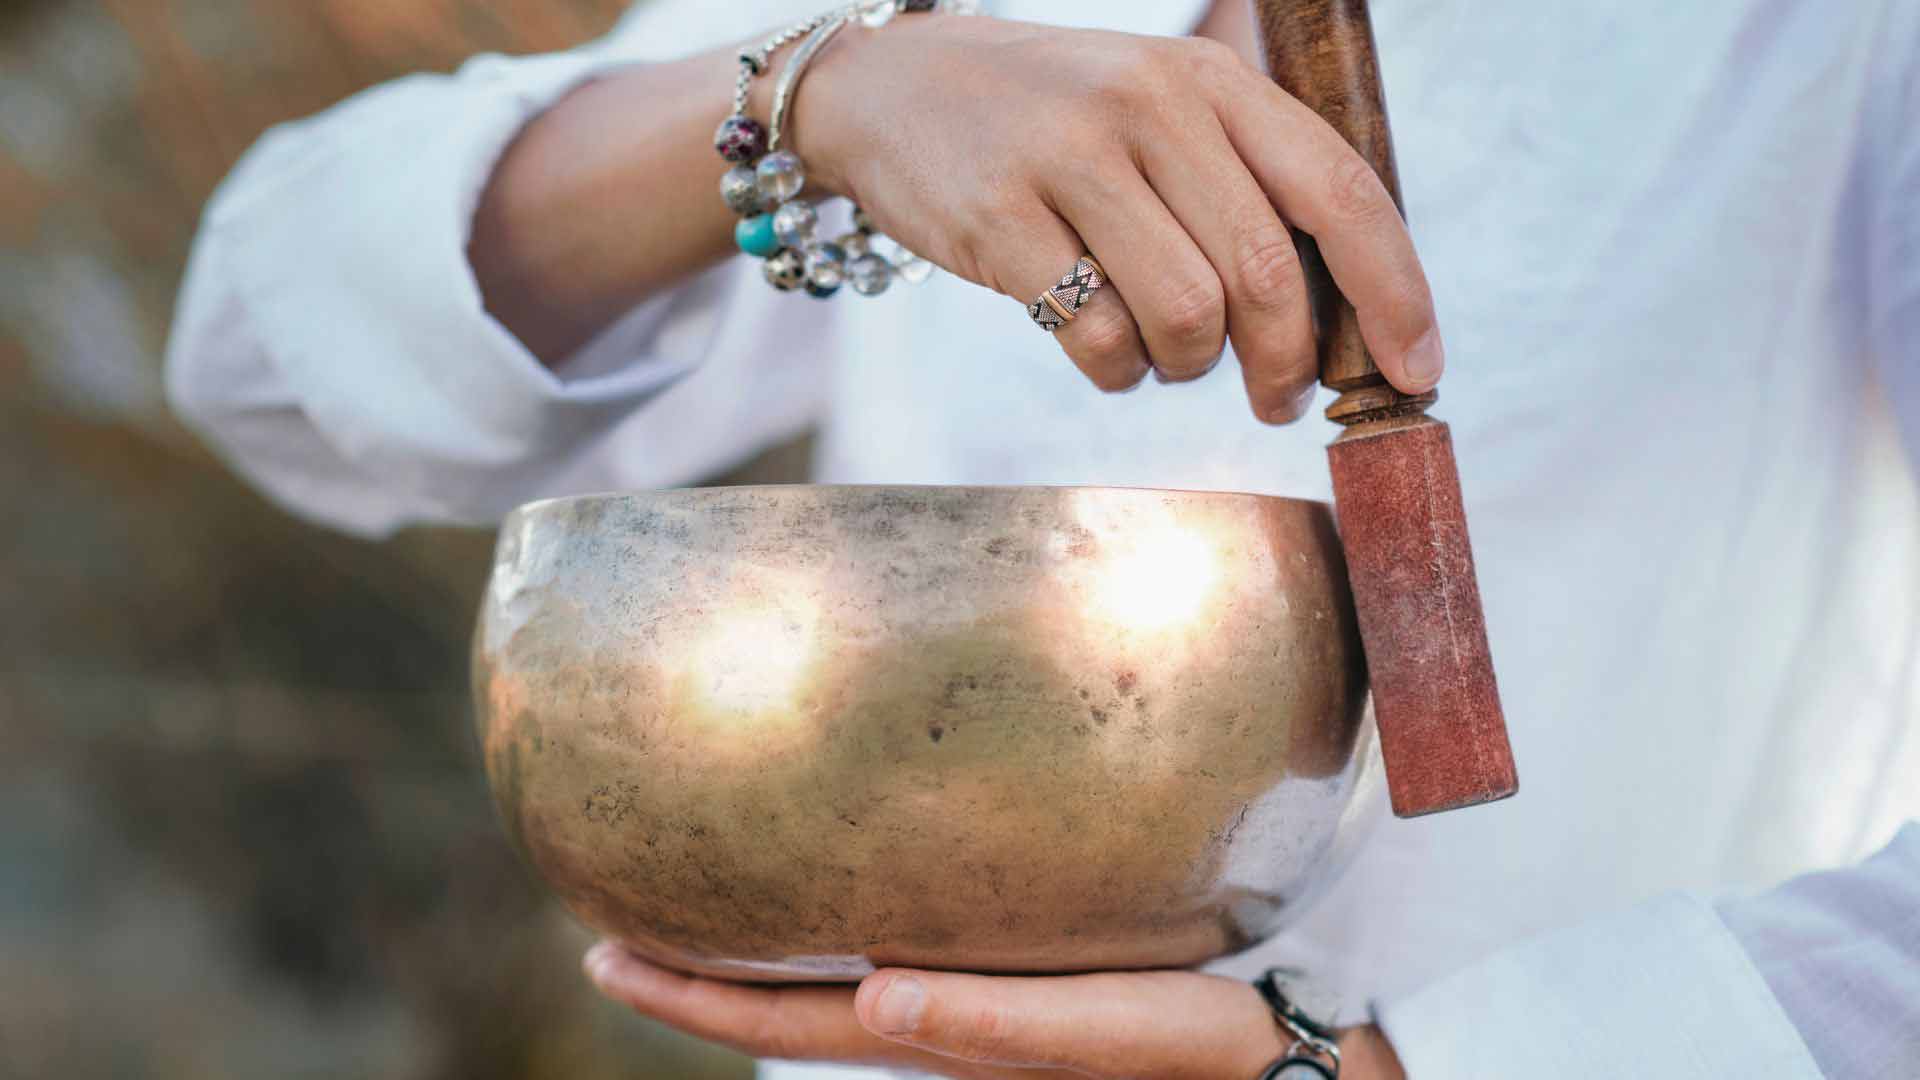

{"left": 0, "top": 2, "right": 788, "bottom": 1077}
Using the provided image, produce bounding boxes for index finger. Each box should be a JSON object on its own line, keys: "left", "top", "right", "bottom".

{"left": 584, "top": 942, "right": 1078, "bottom": 1079}
{"left": 1210, "top": 76, "right": 1444, "bottom": 395}
{"left": 584, "top": 943, "right": 891, "bottom": 1064}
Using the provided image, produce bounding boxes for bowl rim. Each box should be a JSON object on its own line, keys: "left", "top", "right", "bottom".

{"left": 510, "top": 482, "right": 1334, "bottom": 519}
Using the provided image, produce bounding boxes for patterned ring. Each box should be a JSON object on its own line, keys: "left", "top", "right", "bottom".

{"left": 1026, "top": 256, "right": 1107, "bottom": 332}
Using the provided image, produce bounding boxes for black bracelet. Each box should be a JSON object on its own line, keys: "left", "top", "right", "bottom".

{"left": 1258, "top": 1058, "right": 1335, "bottom": 1080}
{"left": 1252, "top": 969, "right": 1342, "bottom": 1079}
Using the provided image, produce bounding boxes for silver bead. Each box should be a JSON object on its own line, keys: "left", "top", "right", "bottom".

{"left": 805, "top": 242, "right": 849, "bottom": 289}
{"left": 887, "top": 242, "right": 933, "bottom": 285}
{"left": 847, "top": 253, "right": 892, "bottom": 296}
{"left": 756, "top": 151, "right": 805, "bottom": 203}
{"left": 835, "top": 231, "right": 870, "bottom": 258}
{"left": 771, "top": 200, "right": 818, "bottom": 248}
{"left": 852, "top": 205, "right": 877, "bottom": 234}
{"left": 719, "top": 165, "right": 761, "bottom": 215}
{"left": 857, "top": 0, "right": 898, "bottom": 28}
{"left": 763, "top": 248, "right": 807, "bottom": 291}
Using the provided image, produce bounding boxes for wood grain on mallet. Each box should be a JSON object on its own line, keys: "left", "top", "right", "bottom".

{"left": 1258, "top": 0, "right": 1518, "bottom": 816}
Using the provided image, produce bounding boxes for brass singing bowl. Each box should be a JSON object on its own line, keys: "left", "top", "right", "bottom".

{"left": 474, "top": 485, "right": 1380, "bottom": 982}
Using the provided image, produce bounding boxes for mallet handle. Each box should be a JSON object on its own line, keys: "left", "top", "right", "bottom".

{"left": 1255, "top": 0, "right": 1519, "bottom": 817}
{"left": 1255, "top": 0, "right": 1431, "bottom": 424}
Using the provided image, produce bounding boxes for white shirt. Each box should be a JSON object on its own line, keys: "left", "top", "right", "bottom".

{"left": 165, "top": 1, "right": 1920, "bottom": 1076}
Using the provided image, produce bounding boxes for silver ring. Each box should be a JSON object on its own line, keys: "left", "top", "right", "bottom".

{"left": 1026, "top": 256, "right": 1106, "bottom": 332}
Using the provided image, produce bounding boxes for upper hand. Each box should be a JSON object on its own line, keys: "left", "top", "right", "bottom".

{"left": 792, "top": 16, "right": 1443, "bottom": 423}
{"left": 584, "top": 942, "right": 1405, "bottom": 1080}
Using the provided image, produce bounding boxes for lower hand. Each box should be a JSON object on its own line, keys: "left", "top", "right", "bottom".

{"left": 584, "top": 942, "right": 1406, "bottom": 1079}
{"left": 793, "top": 15, "right": 1443, "bottom": 422}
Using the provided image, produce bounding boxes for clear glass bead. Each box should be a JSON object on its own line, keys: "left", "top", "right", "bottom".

{"left": 805, "top": 243, "right": 848, "bottom": 289}
{"left": 887, "top": 242, "right": 933, "bottom": 285}
{"left": 771, "top": 200, "right": 818, "bottom": 248}
{"left": 719, "top": 165, "right": 760, "bottom": 215}
{"left": 835, "top": 231, "right": 870, "bottom": 258}
{"left": 857, "top": 0, "right": 897, "bottom": 29}
{"left": 847, "top": 253, "right": 892, "bottom": 297}
{"left": 763, "top": 248, "right": 807, "bottom": 291}
{"left": 756, "top": 151, "right": 805, "bottom": 203}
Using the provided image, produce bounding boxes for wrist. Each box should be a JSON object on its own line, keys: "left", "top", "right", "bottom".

{"left": 745, "top": 22, "right": 883, "bottom": 201}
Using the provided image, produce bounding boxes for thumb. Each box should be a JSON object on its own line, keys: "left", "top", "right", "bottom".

{"left": 852, "top": 968, "right": 1285, "bottom": 1079}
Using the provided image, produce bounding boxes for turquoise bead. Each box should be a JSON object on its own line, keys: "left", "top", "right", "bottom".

{"left": 735, "top": 214, "right": 779, "bottom": 257}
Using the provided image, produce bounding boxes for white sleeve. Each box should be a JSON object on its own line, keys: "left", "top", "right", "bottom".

{"left": 1867, "top": 0, "right": 1920, "bottom": 467}
{"left": 164, "top": 35, "right": 805, "bottom": 537}
{"left": 1373, "top": 896, "right": 1821, "bottom": 1078}
{"left": 1376, "top": 827, "right": 1920, "bottom": 1078}
{"left": 1715, "top": 825, "right": 1920, "bottom": 1078}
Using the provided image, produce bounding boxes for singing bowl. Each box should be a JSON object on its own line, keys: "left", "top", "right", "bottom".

{"left": 473, "top": 485, "right": 1380, "bottom": 982}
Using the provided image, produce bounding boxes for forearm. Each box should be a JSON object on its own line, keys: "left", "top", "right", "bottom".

{"left": 469, "top": 37, "right": 776, "bottom": 365}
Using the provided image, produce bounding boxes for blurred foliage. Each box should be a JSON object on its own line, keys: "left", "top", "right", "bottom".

{"left": 0, "top": 2, "right": 782, "bottom": 1077}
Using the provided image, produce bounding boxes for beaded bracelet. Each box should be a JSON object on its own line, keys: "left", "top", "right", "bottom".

{"left": 713, "top": 0, "right": 972, "bottom": 299}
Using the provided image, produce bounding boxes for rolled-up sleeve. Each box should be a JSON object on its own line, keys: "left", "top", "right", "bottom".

{"left": 1377, "top": 827, "right": 1920, "bottom": 1078}
{"left": 1716, "top": 826, "right": 1920, "bottom": 1077}
{"left": 165, "top": 40, "right": 749, "bottom": 536}
{"left": 1373, "top": 891, "right": 1824, "bottom": 1078}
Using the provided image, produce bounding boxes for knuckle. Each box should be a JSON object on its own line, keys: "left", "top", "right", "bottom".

{"left": 1232, "top": 230, "right": 1305, "bottom": 311}
{"left": 962, "top": 230, "right": 1045, "bottom": 303}
{"left": 949, "top": 1006, "right": 1017, "bottom": 1063}
{"left": 1326, "top": 153, "right": 1395, "bottom": 226}
{"left": 1065, "top": 319, "right": 1148, "bottom": 393}
{"left": 1182, "top": 35, "right": 1243, "bottom": 78}
{"left": 1069, "top": 309, "right": 1138, "bottom": 364}
{"left": 1087, "top": 49, "right": 1149, "bottom": 110}
{"left": 951, "top": 235, "right": 997, "bottom": 295}
{"left": 1190, "top": 35, "right": 1241, "bottom": 65}
{"left": 1093, "top": 41, "right": 1183, "bottom": 118}
{"left": 1152, "top": 275, "right": 1226, "bottom": 363}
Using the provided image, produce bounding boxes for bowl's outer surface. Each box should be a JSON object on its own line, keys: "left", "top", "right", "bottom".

{"left": 474, "top": 485, "right": 1379, "bottom": 982}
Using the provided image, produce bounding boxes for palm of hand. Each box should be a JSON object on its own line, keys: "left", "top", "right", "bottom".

{"left": 584, "top": 942, "right": 1402, "bottom": 1079}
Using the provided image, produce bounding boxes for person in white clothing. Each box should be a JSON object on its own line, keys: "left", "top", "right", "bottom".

{"left": 165, "top": 0, "right": 1920, "bottom": 1077}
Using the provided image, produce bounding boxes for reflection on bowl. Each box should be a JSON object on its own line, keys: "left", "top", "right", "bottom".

{"left": 474, "top": 485, "right": 1379, "bottom": 982}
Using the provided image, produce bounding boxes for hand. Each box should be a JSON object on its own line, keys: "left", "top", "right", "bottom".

{"left": 791, "top": 15, "right": 1443, "bottom": 423}
{"left": 583, "top": 942, "right": 1407, "bottom": 1079}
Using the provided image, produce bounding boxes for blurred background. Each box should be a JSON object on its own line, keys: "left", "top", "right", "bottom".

{"left": 1, "top": 2, "right": 794, "bottom": 1075}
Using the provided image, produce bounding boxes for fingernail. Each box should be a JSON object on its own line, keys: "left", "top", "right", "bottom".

{"left": 870, "top": 976, "right": 926, "bottom": 1035}
{"left": 583, "top": 941, "right": 620, "bottom": 984}
{"left": 1265, "top": 382, "right": 1320, "bottom": 425}
{"left": 1403, "top": 329, "right": 1444, "bottom": 389}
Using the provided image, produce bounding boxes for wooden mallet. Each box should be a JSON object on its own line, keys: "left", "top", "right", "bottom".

{"left": 1257, "top": 0, "right": 1519, "bottom": 816}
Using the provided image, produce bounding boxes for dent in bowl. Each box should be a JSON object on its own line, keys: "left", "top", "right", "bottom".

{"left": 474, "top": 485, "right": 1377, "bottom": 982}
